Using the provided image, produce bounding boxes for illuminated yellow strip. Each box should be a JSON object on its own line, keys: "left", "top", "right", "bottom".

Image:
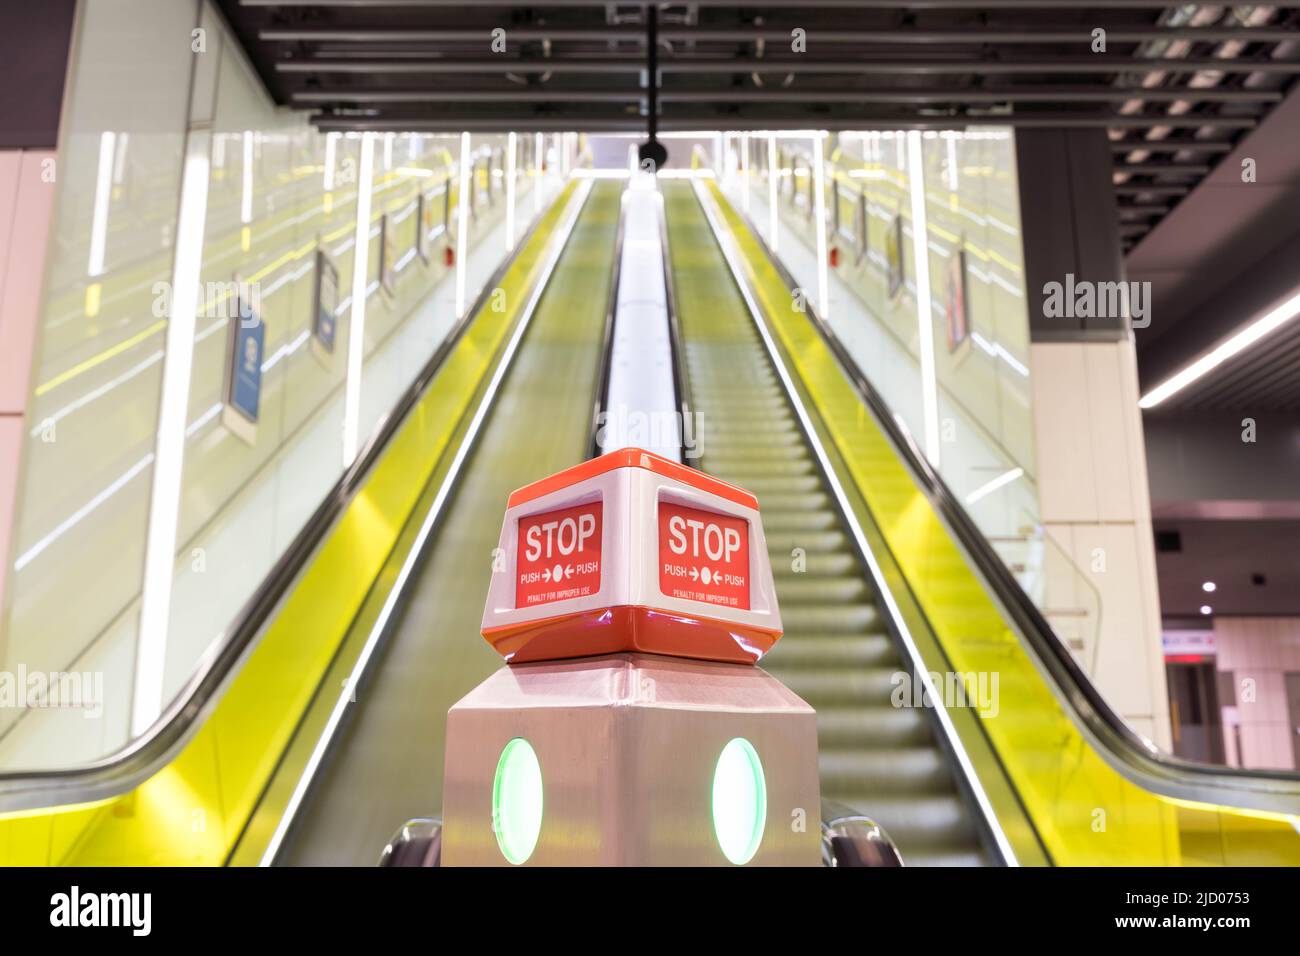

{"left": 34, "top": 320, "right": 168, "bottom": 397}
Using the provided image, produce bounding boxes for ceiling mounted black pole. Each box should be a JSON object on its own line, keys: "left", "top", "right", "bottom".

{"left": 639, "top": 4, "right": 668, "bottom": 171}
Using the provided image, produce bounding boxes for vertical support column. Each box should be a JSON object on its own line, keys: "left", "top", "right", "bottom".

{"left": 342, "top": 131, "right": 375, "bottom": 468}
{"left": 811, "top": 131, "right": 830, "bottom": 321}
{"left": 1016, "top": 127, "right": 1170, "bottom": 749}
{"left": 534, "top": 131, "right": 543, "bottom": 216}
{"left": 505, "top": 130, "right": 517, "bottom": 251}
{"left": 134, "top": 130, "right": 213, "bottom": 735}
{"left": 455, "top": 131, "right": 471, "bottom": 317}
{"left": 767, "top": 133, "right": 779, "bottom": 253}
{"left": 906, "top": 130, "right": 940, "bottom": 466}
{"left": 740, "top": 131, "right": 750, "bottom": 214}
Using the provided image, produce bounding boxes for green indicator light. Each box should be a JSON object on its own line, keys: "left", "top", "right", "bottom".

{"left": 492, "top": 737, "right": 543, "bottom": 865}
{"left": 711, "top": 737, "right": 767, "bottom": 865}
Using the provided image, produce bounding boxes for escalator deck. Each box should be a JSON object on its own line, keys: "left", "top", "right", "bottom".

{"left": 664, "top": 182, "right": 990, "bottom": 866}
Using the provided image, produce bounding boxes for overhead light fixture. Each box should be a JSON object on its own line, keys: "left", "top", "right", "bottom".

{"left": 1139, "top": 289, "right": 1300, "bottom": 409}
{"left": 1200, "top": 605, "right": 1213, "bottom": 616}
{"left": 1202, "top": 581, "right": 1216, "bottom": 593}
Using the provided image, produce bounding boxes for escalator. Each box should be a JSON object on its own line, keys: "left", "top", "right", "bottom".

{"left": 661, "top": 176, "right": 1300, "bottom": 868}
{"left": 662, "top": 180, "right": 996, "bottom": 866}
{"left": 268, "top": 179, "right": 625, "bottom": 865}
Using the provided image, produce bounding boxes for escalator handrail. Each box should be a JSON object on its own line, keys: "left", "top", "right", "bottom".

{"left": 729, "top": 194, "right": 1300, "bottom": 805}
{"left": 587, "top": 186, "right": 628, "bottom": 459}
{"left": 0, "top": 184, "right": 569, "bottom": 813}
{"left": 657, "top": 185, "right": 696, "bottom": 463}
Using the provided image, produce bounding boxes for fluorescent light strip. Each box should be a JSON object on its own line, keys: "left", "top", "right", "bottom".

{"left": 907, "top": 130, "right": 942, "bottom": 467}
{"left": 133, "top": 134, "right": 213, "bottom": 737}
{"left": 342, "top": 132, "right": 375, "bottom": 468}
{"left": 811, "top": 132, "right": 830, "bottom": 320}
{"left": 534, "top": 132, "right": 544, "bottom": 216}
{"left": 690, "top": 178, "right": 1018, "bottom": 866}
{"left": 322, "top": 132, "right": 337, "bottom": 191}
{"left": 455, "top": 132, "right": 471, "bottom": 317}
{"left": 258, "top": 177, "right": 593, "bottom": 867}
{"left": 767, "top": 134, "right": 779, "bottom": 254}
{"left": 965, "top": 467, "right": 1025, "bottom": 506}
{"left": 241, "top": 131, "right": 253, "bottom": 225}
{"left": 87, "top": 131, "right": 115, "bottom": 277}
{"left": 1139, "top": 289, "right": 1300, "bottom": 409}
{"left": 506, "top": 131, "right": 517, "bottom": 252}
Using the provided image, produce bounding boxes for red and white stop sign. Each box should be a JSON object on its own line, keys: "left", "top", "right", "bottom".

{"left": 515, "top": 502, "right": 603, "bottom": 608}
{"left": 658, "top": 502, "right": 750, "bottom": 610}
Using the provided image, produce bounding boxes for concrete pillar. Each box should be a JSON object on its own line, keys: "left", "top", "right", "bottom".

{"left": 1016, "top": 128, "right": 1172, "bottom": 749}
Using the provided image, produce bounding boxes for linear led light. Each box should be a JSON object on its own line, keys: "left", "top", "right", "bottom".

{"left": 812, "top": 132, "right": 830, "bottom": 320}
{"left": 965, "top": 467, "right": 1025, "bottom": 506}
{"left": 767, "top": 133, "right": 779, "bottom": 253}
{"left": 133, "top": 134, "right": 212, "bottom": 736}
{"left": 506, "top": 131, "right": 517, "bottom": 251}
{"left": 87, "top": 131, "right": 115, "bottom": 277}
{"left": 1139, "top": 289, "right": 1300, "bottom": 408}
{"left": 534, "top": 132, "right": 544, "bottom": 216}
{"left": 241, "top": 131, "right": 253, "bottom": 224}
{"left": 342, "top": 132, "right": 376, "bottom": 467}
{"left": 906, "top": 130, "right": 942, "bottom": 467}
{"left": 455, "top": 132, "right": 472, "bottom": 317}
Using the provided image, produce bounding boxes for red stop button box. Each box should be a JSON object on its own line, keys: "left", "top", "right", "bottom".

{"left": 481, "top": 448, "right": 782, "bottom": 665}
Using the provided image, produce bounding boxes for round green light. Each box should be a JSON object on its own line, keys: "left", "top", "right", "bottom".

{"left": 491, "top": 737, "right": 543, "bottom": 865}
{"left": 711, "top": 737, "right": 767, "bottom": 865}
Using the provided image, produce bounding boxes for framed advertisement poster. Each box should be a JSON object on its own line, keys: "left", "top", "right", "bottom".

{"left": 885, "top": 211, "right": 905, "bottom": 300}
{"left": 415, "top": 191, "right": 430, "bottom": 265}
{"left": 946, "top": 239, "right": 972, "bottom": 358}
{"left": 312, "top": 248, "right": 338, "bottom": 363}
{"left": 379, "top": 211, "right": 397, "bottom": 297}
{"left": 855, "top": 190, "right": 869, "bottom": 266}
{"left": 223, "top": 285, "right": 264, "bottom": 446}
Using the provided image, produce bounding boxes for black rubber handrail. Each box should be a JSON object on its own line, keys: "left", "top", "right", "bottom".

{"left": 735, "top": 201, "right": 1300, "bottom": 809}
{"left": 657, "top": 185, "right": 696, "bottom": 463}
{"left": 587, "top": 186, "right": 628, "bottom": 460}
{"left": 0, "top": 188, "right": 561, "bottom": 813}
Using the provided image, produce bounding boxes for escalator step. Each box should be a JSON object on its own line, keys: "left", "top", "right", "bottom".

{"left": 771, "top": 575, "right": 871, "bottom": 603}
{"left": 763, "top": 530, "right": 851, "bottom": 554}
{"left": 763, "top": 633, "right": 898, "bottom": 669}
{"left": 759, "top": 510, "right": 839, "bottom": 533}
{"left": 820, "top": 748, "right": 956, "bottom": 794}
{"left": 781, "top": 603, "right": 881, "bottom": 634}
{"left": 824, "top": 794, "right": 981, "bottom": 854}
{"left": 776, "top": 667, "right": 900, "bottom": 704}
{"left": 812, "top": 706, "right": 932, "bottom": 748}
{"left": 770, "top": 552, "right": 857, "bottom": 577}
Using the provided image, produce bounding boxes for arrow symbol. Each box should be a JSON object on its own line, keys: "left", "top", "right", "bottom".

{"left": 690, "top": 567, "right": 699, "bottom": 581}
{"left": 564, "top": 565, "right": 574, "bottom": 580}
{"left": 542, "top": 569, "right": 551, "bottom": 582}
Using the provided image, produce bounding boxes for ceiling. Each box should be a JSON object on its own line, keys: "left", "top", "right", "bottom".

{"left": 217, "top": 2, "right": 1300, "bottom": 254}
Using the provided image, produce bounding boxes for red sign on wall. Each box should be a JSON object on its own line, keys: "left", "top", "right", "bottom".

{"left": 515, "top": 502, "right": 603, "bottom": 608}
{"left": 658, "top": 502, "right": 750, "bottom": 610}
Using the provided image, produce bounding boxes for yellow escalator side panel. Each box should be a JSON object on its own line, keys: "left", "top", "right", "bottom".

{"left": 0, "top": 182, "right": 580, "bottom": 866}
{"left": 705, "top": 180, "right": 1300, "bottom": 867}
